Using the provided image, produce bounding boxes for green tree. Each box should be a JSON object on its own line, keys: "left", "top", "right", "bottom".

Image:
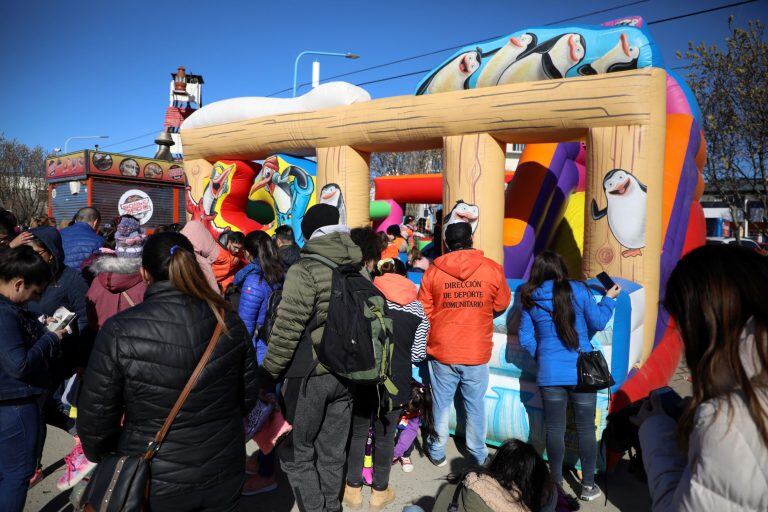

{"left": 0, "top": 134, "right": 49, "bottom": 223}
{"left": 681, "top": 18, "right": 768, "bottom": 240}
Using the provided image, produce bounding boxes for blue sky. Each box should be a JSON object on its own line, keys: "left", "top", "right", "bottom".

{"left": 0, "top": 0, "right": 764, "bottom": 157}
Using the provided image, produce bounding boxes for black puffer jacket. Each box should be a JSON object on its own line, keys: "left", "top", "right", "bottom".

{"left": 77, "top": 281, "right": 258, "bottom": 498}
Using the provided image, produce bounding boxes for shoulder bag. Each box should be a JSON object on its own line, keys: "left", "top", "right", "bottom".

{"left": 535, "top": 300, "right": 615, "bottom": 391}
{"left": 80, "top": 316, "right": 225, "bottom": 512}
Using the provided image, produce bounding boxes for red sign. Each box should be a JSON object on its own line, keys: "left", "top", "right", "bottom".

{"left": 46, "top": 152, "right": 87, "bottom": 179}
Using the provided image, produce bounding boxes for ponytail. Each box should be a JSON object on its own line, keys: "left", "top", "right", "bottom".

{"left": 143, "top": 232, "right": 229, "bottom": 330}
{"left": 167, "top": 247, "right": 229, "bottom": 328}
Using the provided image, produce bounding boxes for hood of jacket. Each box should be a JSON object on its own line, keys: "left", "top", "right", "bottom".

{"left": 235, "top": 261, "right": 261, "bottom": 287}
{"left": 90, "top": 256, "right": 143, "bottom": 293}
{"left": 278, "top": 244, "right": 301, "bottom": 267}
{"left": 530, "top": 280, "right": 555, "bottom": 302}
{"left": 302, "top": 231, "right": 362, "bottom": 266}
{"left": 374, "top": 273, "right": 417, "bottom": 305}
{"left": 180, "top": 221, "right": 220, "bottom": 263}
{"left": 431, "top": 248, "right": 486, "bottom": 281}
{"left": 463, "top": 472, "right": 529, "bottom": 512}
{"left": 30, "top": 226, "right": 65, "bottom": 274}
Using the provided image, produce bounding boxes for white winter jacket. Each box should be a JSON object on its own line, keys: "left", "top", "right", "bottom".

{"left": 639, "top": 321, "right": 768, "bottom": 511}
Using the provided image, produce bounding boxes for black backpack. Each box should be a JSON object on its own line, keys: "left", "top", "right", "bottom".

{"left": 258, "top": 288, "right": 282, "bottom": 343}
{"left": 303, "top": 254, "right": 398, "bottom": 399}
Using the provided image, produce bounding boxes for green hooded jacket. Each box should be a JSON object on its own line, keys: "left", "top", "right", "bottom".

{"left": 257, "top": 230, "right": 363, "bottom": 385}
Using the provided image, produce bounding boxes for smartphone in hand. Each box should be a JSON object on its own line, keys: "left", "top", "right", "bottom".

{"left": 596, "top": 272, "right": 616, "bottom": 291}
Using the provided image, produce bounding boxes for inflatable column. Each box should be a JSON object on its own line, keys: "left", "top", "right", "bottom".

{"left": 443, "top": 133, "right": 506, "bottom": 264}
{"left": 316, "top": 146, "right": 371, "bottom": 228}
{"left": 584, "top": 111, "right": 666, "bottom": 358}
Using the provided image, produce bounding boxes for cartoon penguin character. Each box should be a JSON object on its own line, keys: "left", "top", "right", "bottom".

{"left": 416, "top": 48, "right": 482, "bottom": 95}
{"left": 476, "top": 33, "right": 538, "bottom": 88}
{"left": 591, "top": 169, "right": 647, "bottom": 257}
{"left": 578, "top": 33, "right": 640, "bottom": 76}
{"left": 497, "top": 33, "right": 586, "bottom": 85}
{"left": 443, "top": 200, "right": 480, "bottom": 235}
{"left": 319, "top": 183, "right": 346, "bottom": 225}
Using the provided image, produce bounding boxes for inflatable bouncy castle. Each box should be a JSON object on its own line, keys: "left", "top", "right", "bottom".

{"left": 181, "top": 16, "right": 705, "bottom": 470}
{"left": 411, "top": 17, "right": 705, "bottom": 455}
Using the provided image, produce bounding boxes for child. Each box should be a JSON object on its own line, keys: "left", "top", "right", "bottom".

{"left": 392, "top": 381, "right": 438, "bottom": 472}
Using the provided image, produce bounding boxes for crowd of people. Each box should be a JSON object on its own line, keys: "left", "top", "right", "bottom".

{"left": 0, "top": 203, "right": 766, "bottom": 512}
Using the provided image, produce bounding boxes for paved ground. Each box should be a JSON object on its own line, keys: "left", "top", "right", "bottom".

{"left": 26, "top": 365, "right": 691, "bottom": 512}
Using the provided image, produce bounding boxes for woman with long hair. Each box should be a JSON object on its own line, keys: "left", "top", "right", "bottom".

{"left": 636, "top": 244, "right": 768, "bottom": 511}
{"left": 432, "top": 438, "right": 556, "bottom": 512}
{"left": 0, "top": 246, "right": 65, "bottom": 511}
{"left": 76, "top": 232, "right": 258, "bottom": 511}
{"left": 518, "top": 251, "right": 620, "bottom": 502}
{"left": 234, "top": 230, "right": 284, "bottom": 496}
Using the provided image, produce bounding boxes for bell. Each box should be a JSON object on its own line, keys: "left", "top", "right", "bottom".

{"left": 154, "top": 132, "right": 175, "bottom": 161}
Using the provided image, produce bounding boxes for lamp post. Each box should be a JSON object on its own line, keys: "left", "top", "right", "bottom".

{"left": 64, "top": 135, "right": 109, "bottom": 153}
{"left": 292, "top": 51, "right": 359, "bottom": 97}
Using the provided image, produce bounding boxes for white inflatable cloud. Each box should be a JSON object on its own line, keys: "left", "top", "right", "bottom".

{"left": 182, "top": 81, "right": 371, "bottom": 130}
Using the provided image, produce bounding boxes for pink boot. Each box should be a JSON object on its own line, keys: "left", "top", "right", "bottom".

{"left": 56, "top": 437, "right": 97, "bottom": 491}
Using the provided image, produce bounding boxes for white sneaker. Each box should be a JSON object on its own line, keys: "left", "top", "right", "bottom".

{"left": 400, "top": 456, "right": 414, "bottom": 473}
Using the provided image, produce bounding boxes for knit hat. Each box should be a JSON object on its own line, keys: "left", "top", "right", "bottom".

{"left": 115, "top": 216, "right": 147, "bottom": 259}
{"left": 444, "top": 222, "right": 472, "bottom": 250}
{"left": 301, "top": 203, "right": 341, "bottom": 241}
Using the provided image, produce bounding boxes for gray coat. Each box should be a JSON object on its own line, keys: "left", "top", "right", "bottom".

{"left": 639, "top": 321, "right": 768, "bottom": 511}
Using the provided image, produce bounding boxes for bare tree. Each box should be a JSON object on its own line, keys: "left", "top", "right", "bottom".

{"left": 0, "top": 134, "right": 49, "bottom": 224}
{"left": 680, "top": 18, "right": 768, "bottom": 239}
{"left": 370, "top": 149, "right": 443, "bottom": 178}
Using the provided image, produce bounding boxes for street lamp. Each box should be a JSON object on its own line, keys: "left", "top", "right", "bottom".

{"left": 293, "top": 51, "right": 359, "bottom": 97}
{"left": 64, "top": 135, "right": 109, "bottom": 153}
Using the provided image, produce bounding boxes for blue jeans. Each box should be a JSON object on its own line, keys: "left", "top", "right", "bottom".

{"left": 428, "top": 360, "right": 489, "bottom": 464}
{"left": 0, "top": 401, "right": 40, "bottom": 512}
{"left": 540, "top": 386, "right": 597, "bottom": 486}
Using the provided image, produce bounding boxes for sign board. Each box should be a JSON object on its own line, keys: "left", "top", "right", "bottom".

{"left": 45, "top": 150, "right": 185, "bottom": 185}
{"left": 118, "top": 189, "right": 154, "bottom": 224}
{"left": 46, "top": 152, "right": 87, "bottom": 180}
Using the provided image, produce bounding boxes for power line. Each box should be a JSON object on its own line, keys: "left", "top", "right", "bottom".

{"left": 356, "top": 69, "right": 432, "bottom": 87}
{"left": 269, "top": 0, "right": 650, "bottom": 97}
{"left": 647, "top": 0, "right": 759, "bottom": 25}
{"left": 121, "top": 143, "right": 155, "bottom": 154}
{"left": 100, "top": 129, "right": 158, "bottom": 149}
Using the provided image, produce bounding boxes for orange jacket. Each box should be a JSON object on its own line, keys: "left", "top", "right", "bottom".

{"left": 212, "top": 248, "right": 245, "bottom": 292}
{"left": 417, "top": 249, "right": 511, "bottom": 365}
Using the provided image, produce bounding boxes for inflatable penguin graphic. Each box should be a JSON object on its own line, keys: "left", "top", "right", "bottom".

{"left": 416, "top": 48, "right": 482, "bottom": 95}
{"left": 443, "top": 200, "right": 480, "bottom": 235}
{"left": 578, "top": 33, "right": 639, "bottom": 75}
{"left": 319, "top": 183, "right": 346, "bottom": 225}
{"left": 591, "top": 169, "right": 647, "bottom": 257}
{"left": 497, "top": 33, "right": 586, "bottom": 85}
{"left": 476, "top": 33, "right": 538, "bottom": 88}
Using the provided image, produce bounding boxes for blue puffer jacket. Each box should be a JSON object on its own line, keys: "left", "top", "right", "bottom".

{"left": 60, "top": 222, "right": 104, "bottom": 270}
{"left": 518, "top": 280, "right": 615, "bottom": 387}
{"left": 234, "top": 263, "right": 281, "bottom": 361}
{"left": 0, "top": 294, "right": 61, "bottom": 401}
{"left": 27, "top": 227, "right": 89, "bottom": 333}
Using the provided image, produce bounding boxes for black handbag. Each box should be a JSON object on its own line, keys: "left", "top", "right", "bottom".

{"left": 576, "top": 348, "right": 615, "bottom": 391}
{"left": 80, "top": 319, "right": 224, "bottom": 512}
